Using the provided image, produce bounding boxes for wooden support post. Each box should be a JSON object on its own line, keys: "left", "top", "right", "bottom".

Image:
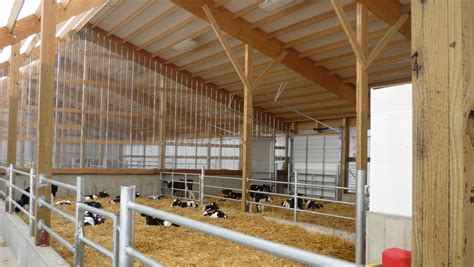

{"left": 7, "top": 42, "right": 20, "bottom": 166}
{"left": 412, "top": 1, "right": 474, "bottom": 265}
{"left": 35, "top": 0, "right": 56, "bottom": 246}
{"left": 242, "top": 44, "right": 253, "bottom": 212}
{"left": 355, "top": 2, "right": 368, "bottom": 265}
{"left": 5, "top": 42, "right": 20, "bottom": 210}
{"left": 341, "top": 117, "right": 349, "bottom": 187}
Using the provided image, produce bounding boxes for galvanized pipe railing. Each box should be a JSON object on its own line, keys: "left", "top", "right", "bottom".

{"left": 120, "top": 185, "right": 356, "bottom": 267}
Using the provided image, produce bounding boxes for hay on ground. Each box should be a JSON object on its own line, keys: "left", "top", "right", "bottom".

{"left": 20, "top": 195, "right": 355, "bottom": 266}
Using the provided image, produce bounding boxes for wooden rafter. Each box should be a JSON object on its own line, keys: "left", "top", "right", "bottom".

{"left": 249, "top": 0, "right": 316, "bottom": 30}
{"left": 354, "top": 0, "right": 411, "bottom": 40}
{"left": 152, "top": 26, "right": 211, "bottom": 57}
{"left": 172, "top": 0, "right": 356, "bottom": 103}
{"left": 6, "top": 0, "right": 25, "bottom": 32}
{"left": 268, "top": 2, "right": 356, "bottom": 39}
{"left": 106, "top": 0, "right": 155, "bottom": 36}
{"left": 331, "top": 0, "right": 368, "bottom": 68}
{"left": 0, "top": 0, "right": 107, "bottom": 50}
{"left": 202, "top": 5, "right": 252, "bottom": 90}
{"left": 90, "top": 0, "right": 123, "bottom": 28}
{"left": 137, "top": 16, "right": 197, "bottom": 51}
{"left": 122, "top": 5, "right": 179, "bottom": 43}
{"left": 232, "top": 1, "right": 263, "bottom": 19}
{"left": 251, "top": 50, "right": 288, "bottom": 91}
{"left": 366, "top": 13, "right": 410, "bottom": 67}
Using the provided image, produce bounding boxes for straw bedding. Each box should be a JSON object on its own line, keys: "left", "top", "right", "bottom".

{"left": 20, "top": 195, "right": 355, "bottom": 266}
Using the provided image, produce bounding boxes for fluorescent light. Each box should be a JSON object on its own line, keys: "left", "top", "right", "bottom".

{"left": 172, "top": 38, "right": 196, "bottom": 51}
{"left": 259, "top": 0, "right": 294, "bottom": 12}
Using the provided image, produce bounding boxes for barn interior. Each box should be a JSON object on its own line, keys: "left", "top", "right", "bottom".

{"left": 0, "top": 0, "right": 472, "bottom": 266}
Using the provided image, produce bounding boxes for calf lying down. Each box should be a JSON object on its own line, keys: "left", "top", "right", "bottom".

{"left": 84, "top": 211, "right": 105, "bottom": 226}
{"left": 141, "top": 213, "right": 179, "bottom": 227}
{"left": 202, "top": 202, "right": 228, "bottom": 219}
{"left": 171, "top": 199, "right": 198, "bottom": 208}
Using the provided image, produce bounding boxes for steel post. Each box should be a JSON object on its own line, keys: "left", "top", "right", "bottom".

{"left": 355, "top": 170, "right": 366, "bottom": 265}
{"left": 119, "top": 186, "right": 135, "bottom": 267}
{"left": 200, "top": 167, "right": 205, "bottom": 205}
{"left": 293, "top": 170, "right": 298, "bottom": 222}
{"left": 29, "top": 168, "right": 35, "bottom": 236}
{"left": 8, "top": 164, "right": 13, "bottom": 213}
{"left": 74, "top": 176, "right": 85, "bottom": 267}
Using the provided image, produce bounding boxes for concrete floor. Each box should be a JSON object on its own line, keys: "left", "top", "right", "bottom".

{"left": 0, "top": 236, "right": 19, "bottom": 267}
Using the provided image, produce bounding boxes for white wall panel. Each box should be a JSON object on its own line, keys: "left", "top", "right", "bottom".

{"left": 370, "top": 84, "right": 412, "bottom": 217}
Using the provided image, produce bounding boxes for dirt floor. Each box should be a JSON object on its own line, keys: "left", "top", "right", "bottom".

{"left": 21, "top": 195, "right": 355, "bottom": 266}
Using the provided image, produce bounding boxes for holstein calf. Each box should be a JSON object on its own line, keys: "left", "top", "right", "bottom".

{"left": 84, "top": 211, "right": 105, "bottom": 226}
{"left": 202, "top": 202, "right": 228, "bottom": 219}
{"left": 249, "top": 184, "right": 274, "bottom": 213}
{"left": 147, "top": 194, "right": 164, "bottom": 200}
{"left": 140, "top": 213, "right": 179, "bottom": 227}
{"left": 221, "top": 189, "right": 242, "bottom": 200}
{"left": 15, "top": 185, "right": 58, "bottom": 213}
{"left": 281, "top": 196, "right": 304, "bottom": 210}
{"left": 306, "top": 200, "right": 323, "bottom": 209}
{"left": 98, "top": 191, "right": 110, "bottom": 198}
{"left": 85, "top": 201, "right": 102, "bottom": 209}
{"left": 164, "top": 180, "right": 195, "bottom": 199}
{"left": 171, "top": 199, "right": 198, "bottom": 208}
{"left": 55, "top": 200, "right": 72, "bottom": 206}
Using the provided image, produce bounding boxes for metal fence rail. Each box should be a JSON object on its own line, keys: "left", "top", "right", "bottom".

{"left": 121, "top": 185, "right": 355, "bottom": 267}
{"left": 161, "top": 169, "right": 356, "bottom": 222}
{"left": 0, "top": 165, "right": 359, "bottom": 266}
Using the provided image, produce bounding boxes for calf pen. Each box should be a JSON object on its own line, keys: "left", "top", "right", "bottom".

{"left": 0, "top": 165, "right": 356, "bottom": 266}
{"left": 160, "top": 169, "right": 356, "bottom": 230}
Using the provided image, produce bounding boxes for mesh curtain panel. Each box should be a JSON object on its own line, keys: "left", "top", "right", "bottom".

{"left": 0, "top": 28, "right": 286, "bottom": 170}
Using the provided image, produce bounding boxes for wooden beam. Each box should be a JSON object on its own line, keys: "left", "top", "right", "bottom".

{"left": 203, "top": 5, "right": 252, "bottom": 90}
{"left": 172, "top": 0, "right": 356, "bottom": 103}
{"left": 137, "top": 16, "right": 197, "bottom": 51}
{"left": 91, "top": 0, "right": 123, "bottom": 28}
{"left": 251, "top": 50, "right": 288, "bottom": 91}
{"left": 242, "top": 44, "right": 253, "bottom": 212}
{"left": 35, "top": 0, "right": 56, "bottom": 246}
{"left": 366, "top": 13, "right": 410, "bottom": 67}
{"left": 355, "top": 2, "right": 368, "bottom": 263}
{"left": 249, "top": 1, "right": 316, "bottom": 30}
{"left": 5, "top": 42, "right": 20, "bottom": 211}
{"left": 6, "top": 0, "right": 25, "bottom": 32}
{"left": 0, "top": 0, "right": 107, "bottom": 49}
{"left": 122, "top": 6, "right": 179, "bottom": 43}
{"left": 6, "top": 42, "right": 20, "bottom": 166}
{"left": 331, "top": 0, "right": 367, "bottom": 68}
{"left": 268, "top": 2, "right": 356, "bottom": 39}
{"left": 232, "top": 1, "right": 263, "bottom": 19}
{"left": 354, "top": 0, "right": 410, "bottom": 40}
{"left": 412, "top": 0, "right": 474, "bottom": 265}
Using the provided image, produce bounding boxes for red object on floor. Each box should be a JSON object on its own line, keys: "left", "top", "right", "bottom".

{"left": 382, "top": 248, "right": 411, "bottom": 267}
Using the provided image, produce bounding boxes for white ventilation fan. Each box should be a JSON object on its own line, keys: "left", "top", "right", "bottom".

{"left": 259, "top": 0, "right": 295, "bottom": 12}
{"left": 172, "top": 38, "right": 196, "bottom": 51}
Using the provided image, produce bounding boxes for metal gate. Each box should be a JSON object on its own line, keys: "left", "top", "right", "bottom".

{"left": 290, "top": 134, "right": 341, "bottom": 200}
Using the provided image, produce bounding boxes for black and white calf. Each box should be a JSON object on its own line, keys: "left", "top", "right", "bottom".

{"left": 98, "top": 191, "right": 110, "bottom": 198}
{"left": 84, "top": 211, "right": 105, "bottom": 226}
{"left": 164, "top": 179, "right": 195, "bottom": 199}
{"left": 147, "top": 194, "right": 164, "bottom": 200}
{"left": 55, "top": 200, "right": 72, "bottom": 206}
{"left": 249, "top": 184, "right": 274, "bottom": 213}
{"left": 85, "top": 194, "right": 98, "bottom": 201}
{"left": 110, "top": 196, "right": 120, "bottom": 204}
{"left": 281, "top": 196, "right": 304, "bottom": 210}
{"left": 306, "top": 200, "right": 323, "bottom": 209}
{"left": 171, "top": 199, "right": 198, "bottom": 208}
{"left": 140, "top": 213, "right": 179, "bottom": 227}
{"left": 202, "top": 202, "right": 228, "bottom": 219}
{"left": 221, "top": 189, "right": 242, "bottom": 200}
{"left": 15, "top": 185, "right": 58, "bottom": 213}
{"left": 85, "top": 201, "right": 102, "bottom": 209}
